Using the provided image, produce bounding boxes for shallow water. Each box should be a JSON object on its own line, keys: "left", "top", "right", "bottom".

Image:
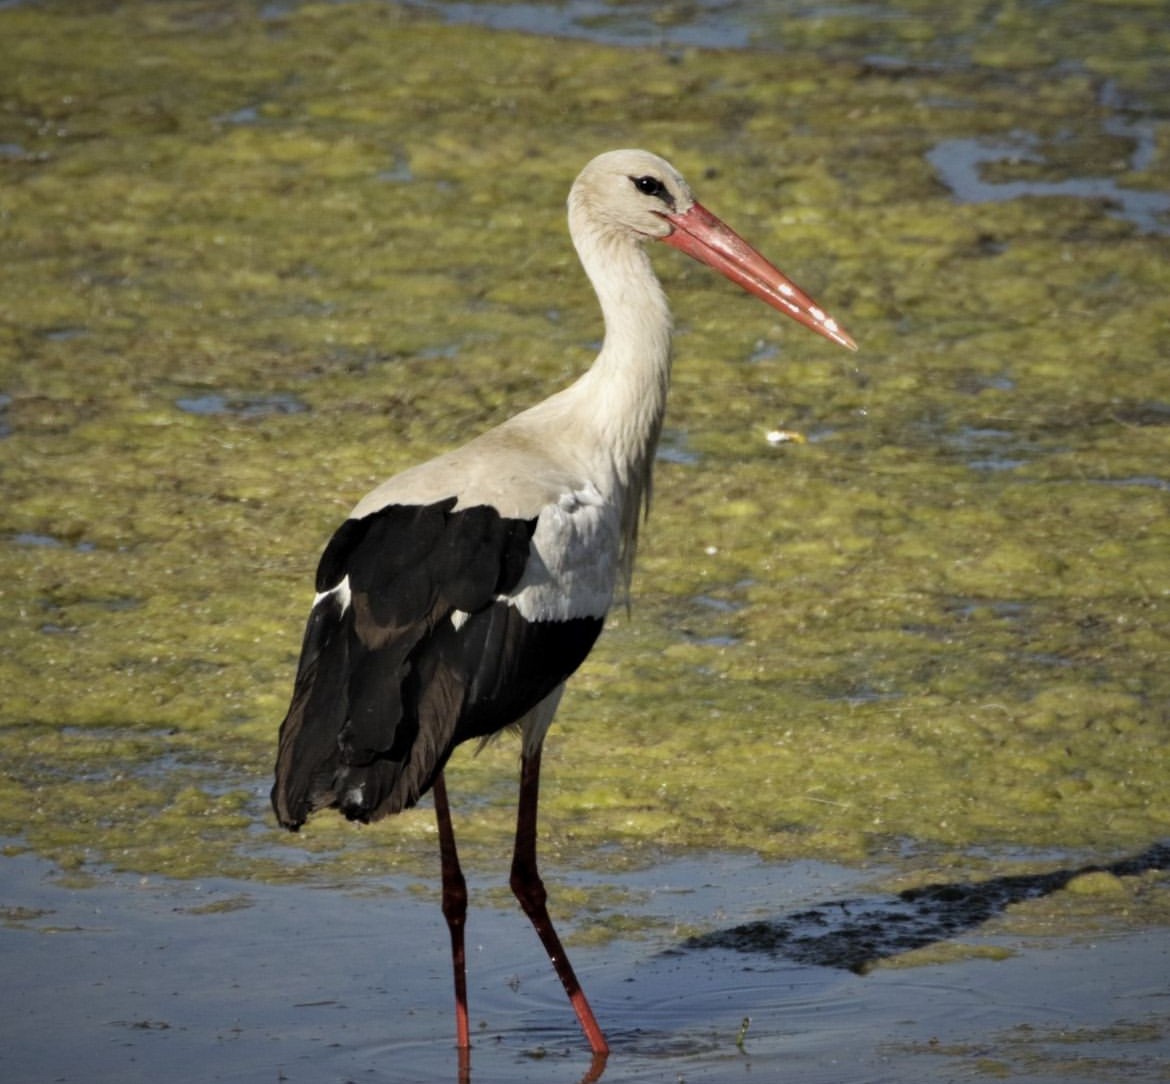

{"left": 2, "top": 0, "right": 1169, "bottom": 1079}
{"left": 4, "top": 847, "right": 1170, "bottom": 1083}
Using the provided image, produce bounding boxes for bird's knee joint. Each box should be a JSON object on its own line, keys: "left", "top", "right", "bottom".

{"left": 442, "top": 877, "right": 469, "bottom": 925}
{"left": 510, "top": 869, "right": 547, "bottom": 914}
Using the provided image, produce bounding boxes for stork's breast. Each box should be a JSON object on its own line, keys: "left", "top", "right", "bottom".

{"left": 501, "top": 482, "right": 620, "bottom": 623}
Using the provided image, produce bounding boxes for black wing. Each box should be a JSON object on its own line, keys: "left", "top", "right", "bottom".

{"left": 272, "top": 498, "right": 602, "bottom": 829}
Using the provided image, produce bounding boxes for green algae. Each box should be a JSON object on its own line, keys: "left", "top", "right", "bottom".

{"left": 0, "top": 0, "right": 1168, "bottom": 913}
{"left": 898, "top": 1013, "right": 1170, "bottom": 1081}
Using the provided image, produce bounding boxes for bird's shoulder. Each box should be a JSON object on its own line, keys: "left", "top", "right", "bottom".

{"left": 350, "top": 409, "right": 598, "bottom": 522}
{"left": 313, "top": 401, "right": 624, "bottom": 623}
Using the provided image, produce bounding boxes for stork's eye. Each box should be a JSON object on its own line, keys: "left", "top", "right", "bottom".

{"left": 632, "top": 175, "right": 668, "bottom": 200}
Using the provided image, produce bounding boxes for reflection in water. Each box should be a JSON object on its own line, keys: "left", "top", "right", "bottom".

{"left": 929, "top": 134, "right": 1170, "bottom": 235}
{"left": 580, "top": 1051, "right": 608, "bottom": 1084}
{"left": 930, "top": 79, "right": 1170, "bottom": 234}
{"left": 174, "top": 390, "right": 308, "bottom": 417}
{"left": 456, "top": 1045, "right": 606, "bottom": 1083}
{"left": 683, "top": 841, "right": 1170, "bottom": 973}
{"left": 399, "top": 0, "right": 754, "bottom": 48}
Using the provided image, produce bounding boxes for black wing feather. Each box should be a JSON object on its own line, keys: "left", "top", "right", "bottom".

{"left": 272, "top": 498, "right": 601, "bottom": 830}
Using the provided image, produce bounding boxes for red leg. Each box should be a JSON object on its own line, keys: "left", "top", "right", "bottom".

{"left": 433, "top": 772, "right": 471, "bottom": 1050}
{"left": 510, "top": 745, "right": 610, "bottom": 1057}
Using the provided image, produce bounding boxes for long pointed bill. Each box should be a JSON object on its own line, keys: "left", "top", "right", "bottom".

{"left": 661, "top": 201, "right": 857, "bottom": 352}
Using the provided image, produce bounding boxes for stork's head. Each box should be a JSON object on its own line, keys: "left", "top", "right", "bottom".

{"left": 570, "top": 148, "right": 856, "bottom": 352}
{"left": 570, "top": 149, "right": 695, "bottom": 242}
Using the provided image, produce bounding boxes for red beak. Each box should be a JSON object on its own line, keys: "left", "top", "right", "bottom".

{"left": 660, "top": 202, "right": 857, "bottom": 352}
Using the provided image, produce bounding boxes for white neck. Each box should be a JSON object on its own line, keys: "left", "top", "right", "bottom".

{"left": 566, "top": 200, "right": 674, "bottom": 581}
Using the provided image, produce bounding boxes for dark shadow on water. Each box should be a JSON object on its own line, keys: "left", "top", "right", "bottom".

{"left": 680, "top": 841, "right": 1170, "bottom": 974}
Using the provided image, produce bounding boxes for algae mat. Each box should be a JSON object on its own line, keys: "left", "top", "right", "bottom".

{"left": 1, "top": 0, "right": 1169, "bottom": 896}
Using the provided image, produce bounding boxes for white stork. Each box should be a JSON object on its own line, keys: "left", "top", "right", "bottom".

{"left": 272, "top": 149, "right": 855, "bottom": 1057}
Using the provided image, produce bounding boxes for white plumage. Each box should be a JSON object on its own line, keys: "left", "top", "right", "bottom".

{"left": 272, "top": 149, "right": 855, "bottom": 1058}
